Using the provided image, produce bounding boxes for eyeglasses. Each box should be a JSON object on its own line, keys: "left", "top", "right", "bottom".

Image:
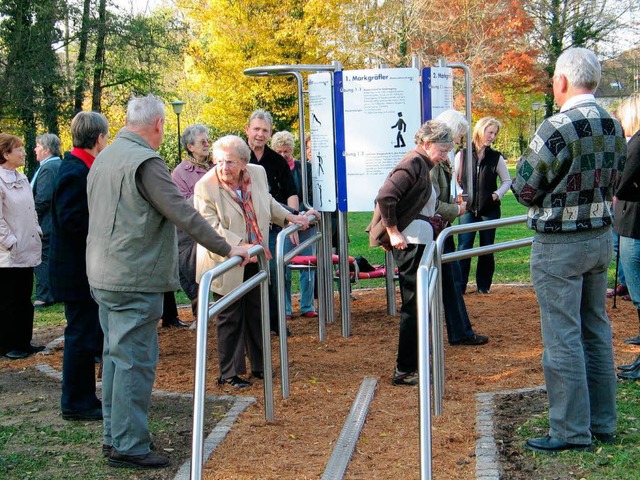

{"left": 197, "top": 139, "right": 210, "bottom": 146}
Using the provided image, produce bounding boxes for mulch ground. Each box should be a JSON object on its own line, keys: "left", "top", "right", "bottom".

{"left": 1, "top": 285, "right": 638, "bottom": 479}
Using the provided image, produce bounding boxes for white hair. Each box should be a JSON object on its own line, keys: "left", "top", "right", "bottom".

{"left": 554, "top": 47, "right": 601, "bottom": 91}
{"left": 435, "top": 110, "right": 469, "bottom": 139}
{"left": 126, "top": 94, "right": 165, "bottom": 127}
{"left": 271, "top": 131, "right": 295, "bottom": 150}
{"left": 212, "top": 135, "right": 252, "bottom": 163}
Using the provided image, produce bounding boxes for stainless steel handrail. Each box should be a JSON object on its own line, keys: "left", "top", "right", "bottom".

{"left": 275, "top": 214, "right": 321, "bottom": 398}
{"left": 416, "top": 214, "right": 532, "bottom": 479}
{"left": 190, "top": 245, "right": 271, "bottom": 480}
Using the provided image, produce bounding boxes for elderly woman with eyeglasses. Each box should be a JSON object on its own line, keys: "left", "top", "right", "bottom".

{"left": 0, "top": 133, "right": 44, "bottom": 359}
{"left": 164, "top": 124, "right": 214, "bottom": 326}
{"left": 367, "top": 120, "right": 454, "bottom": 386}
{"left": 194, "top": 135, "right": 317, "bottom": 387}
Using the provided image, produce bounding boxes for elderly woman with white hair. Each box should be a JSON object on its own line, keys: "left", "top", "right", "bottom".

{"left": 367, "top": 120, "right": 454, "bottom": 386}
{"left": 432, "top": 110, "right": 489, "bottom": 346}
{"left": 194, "top": 135, "right": 317, "bottom": 387}
{"left": 271, "top": 130, "right": 318, "bottom": 319}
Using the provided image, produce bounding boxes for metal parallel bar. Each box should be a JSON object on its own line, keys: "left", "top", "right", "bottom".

{"left": 417, "top": 265, "right": 438, "bottom": 480}
{"left": 384, "top": 249, "right": 397, "bottom": 316}
{"left": 338, "top": 210, "right": 351, "bottom": 337}
{"left": 320, "top": 377, "right": 378, "bottom": 480}
{"left": 276, "top": 215, "right": 321, "bottom": 399}
{"left": 439, "top": 60, "right": 473, "bottom": 205}
{"left": 190, "top": 245, "right": 272, "bottom": 480}
{"left": 322, "top": 211, "right": 335, "bottom": 326}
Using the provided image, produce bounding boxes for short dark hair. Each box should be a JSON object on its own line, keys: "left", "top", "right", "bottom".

{"left": 0, "top": 133, "right": 24, "bottom": 165}
{"left": 71, "top": 111, "right": 109, "bottom": 149}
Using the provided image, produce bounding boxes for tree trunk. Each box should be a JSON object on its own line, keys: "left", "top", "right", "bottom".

{"left": 73, "top": 0, "right": 91, "bottom": 115}
{"left": 91, "top": 0, "right": 107, "bottom": 112}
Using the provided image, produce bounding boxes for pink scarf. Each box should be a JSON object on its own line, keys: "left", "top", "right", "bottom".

{"left": 215, "top": 165, "right": 271, "bottom": 260}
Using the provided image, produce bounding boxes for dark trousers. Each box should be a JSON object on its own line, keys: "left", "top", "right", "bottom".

{"left": 457, "top": 208, "right": 500, "bottom": 293}
{"left": 393, "top": 244, "right": 425, "bottom": 373}
{"left": 34, "top": 236, "right": 55, "bottom": 304}
{"left": 442, "top": 236, "right": 476, "bottom": 343}
{"left": 214, "top": 263, "right": 262, "bottom": 378}
{"left": 268, "top": 226, "right": 282, "bottom": 333}
{"left": 178, "top": 229, "right": 199, "bottom": 300}
{"left": 61, "top": 299, "right": 103, "bottom": 413}
{"left": 161, "top": 291, "right": 178, "bottom": 321}
{"left": 0, "top": 267, "right": 34, "bottom": 353}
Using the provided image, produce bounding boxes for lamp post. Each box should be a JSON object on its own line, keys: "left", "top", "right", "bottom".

{"left": 532, "top": 101, "right": 542, "bottom": 133}
{"left": 170, "top": 100, "right": 185, "bottom": 163}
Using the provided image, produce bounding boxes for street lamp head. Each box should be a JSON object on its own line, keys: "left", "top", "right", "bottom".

{"left": 170, "top": 100, "right": 185, "bottom": 115}
{"left": 532, "top": 101, "right": 542, "bottom": 112}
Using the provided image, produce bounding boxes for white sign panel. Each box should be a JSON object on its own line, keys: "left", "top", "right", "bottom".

{"left": 424, "top": 66, "right": 454, "bottom": 120}
{"left": 308, "top": 72, "right": 337, "bottom": 212}
{"left": 342, "top": 68, "right": 421, "bottom": 212}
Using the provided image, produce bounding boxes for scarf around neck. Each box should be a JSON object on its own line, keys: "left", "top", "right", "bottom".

{"left": 215, "top": 165, "right": 271, "bottom": 260}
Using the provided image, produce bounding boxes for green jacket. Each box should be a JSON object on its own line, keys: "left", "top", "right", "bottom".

{"left": 86, "top": 130, "right": 180, "bottom": 292}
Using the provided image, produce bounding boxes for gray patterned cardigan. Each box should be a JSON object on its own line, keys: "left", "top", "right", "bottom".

{"left": 512, "top": 99, "right": 626, "bottom": 241}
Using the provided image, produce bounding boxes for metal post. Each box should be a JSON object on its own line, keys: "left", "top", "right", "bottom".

{"left": 190, "top": 245, "right": 272, "bottom": 480}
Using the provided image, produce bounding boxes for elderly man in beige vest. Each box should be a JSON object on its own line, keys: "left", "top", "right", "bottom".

{"left": 86, "top": 94, "right": 248, "bottom": 470}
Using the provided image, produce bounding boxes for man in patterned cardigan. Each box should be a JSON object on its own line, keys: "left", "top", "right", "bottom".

{"left": 512, "top": 47, "right": 626, "bottom": 453}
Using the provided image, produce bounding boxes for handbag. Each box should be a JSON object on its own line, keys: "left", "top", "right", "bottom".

{"left": 417, "top": 213, "right": 449, "bottom": 238}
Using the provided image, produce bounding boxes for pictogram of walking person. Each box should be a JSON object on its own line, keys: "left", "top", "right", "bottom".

{"left": 391, "top": 112, "right": 407, "bottom": 148}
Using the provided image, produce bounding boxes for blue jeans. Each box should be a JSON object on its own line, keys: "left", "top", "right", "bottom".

{"left": 530, "top": 230, "right": 616, "bottom": 444}
{"left": 442, "top": 237, "right": 475, "bottom": 343}
{"left": 620, "top": 236, "right": 640, "bottom": 309}
{"left": 92, "top": 288, "right": 162, "bottom": 455}
{"left": 457, "top": 208, "right": 500, "bottom": 293}
{"left": 285, "top": 227, "right": 317, "bottom": 315}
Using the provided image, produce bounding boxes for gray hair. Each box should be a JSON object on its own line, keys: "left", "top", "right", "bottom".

{"left": 248, "top": 109, "right": 273, "bottom": 129}
{"left": 71, "top": 112, "right": 109, "bottom": 149}
{"left": 212, "top": 135, "right": 252, "bottom": 164}
{"left": 126, "top": 94, "right": 165, "bottom": 127}
{"left": 181, "top": 124, "right": 209, "bottom": 149}
{"left": 554, "top": 47, "right": 601, "bottom": 91}
{"left": 414, "top": 120, "right": 453, "bottom": 145}
{"left": 35, "top": 133, "right": 62, "bottom": 157}
{"left": 271, "top": 131, "right": 295, "bottom": 150}
{"left": 435, "top": 110, "right": 469, "bottom": 140}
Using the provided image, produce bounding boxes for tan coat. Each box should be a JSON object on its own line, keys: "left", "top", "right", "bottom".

{"left": 194, "top": 164, "right": 290, "bottom": 295}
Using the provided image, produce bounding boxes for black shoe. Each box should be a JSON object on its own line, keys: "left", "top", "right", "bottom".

{"left": 525, "top": 435, "right": 593, "bottom": 453}
{"left": 104, "top": 441, "right": 154, "bottom": 457}
{"left": 392, "top": 368, "right": 419, "bottom": 386}
{"left": 103, "top": 444, "right": 112, "bottom": 457}
{"left": 272, "top": 327, "right": 292, "bottom": 337}
{"left": 618, "top": 355, "right": 640, "bottom": 371}
{"left": 62, "top": 407, "right": 103, "bottom": 421}
{"left": 592, "top": 432, "right": 616, "bottom": 444}
{"left": 5, "top": 350, "right": 29, "bottom": 360}
{"left": 161, "top": 317, "right": 188, "bottom": 328}
{"left": 450, "top": 334, "right": 489, "bottom": 346}
{"left": 108, "top": 449, "right": 169, "bottom": 469}
{"left": 29, "top": 345, "right": 45, "bottom": 353}
{"left": 624, "top": 335, "right": 640, "bottom": 345}
{"left": 477, "top": 288, "right": 490, "bottom": 294}
{"left": 217, "top": 375, "right": 251, "bottom": 388}
{"left": 617, "top": 368, "right": 640, "bottom": 380}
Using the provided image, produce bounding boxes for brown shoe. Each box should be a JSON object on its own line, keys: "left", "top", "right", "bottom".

{"left": 108, "top": 449, "right": 169, "bottom": 469}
